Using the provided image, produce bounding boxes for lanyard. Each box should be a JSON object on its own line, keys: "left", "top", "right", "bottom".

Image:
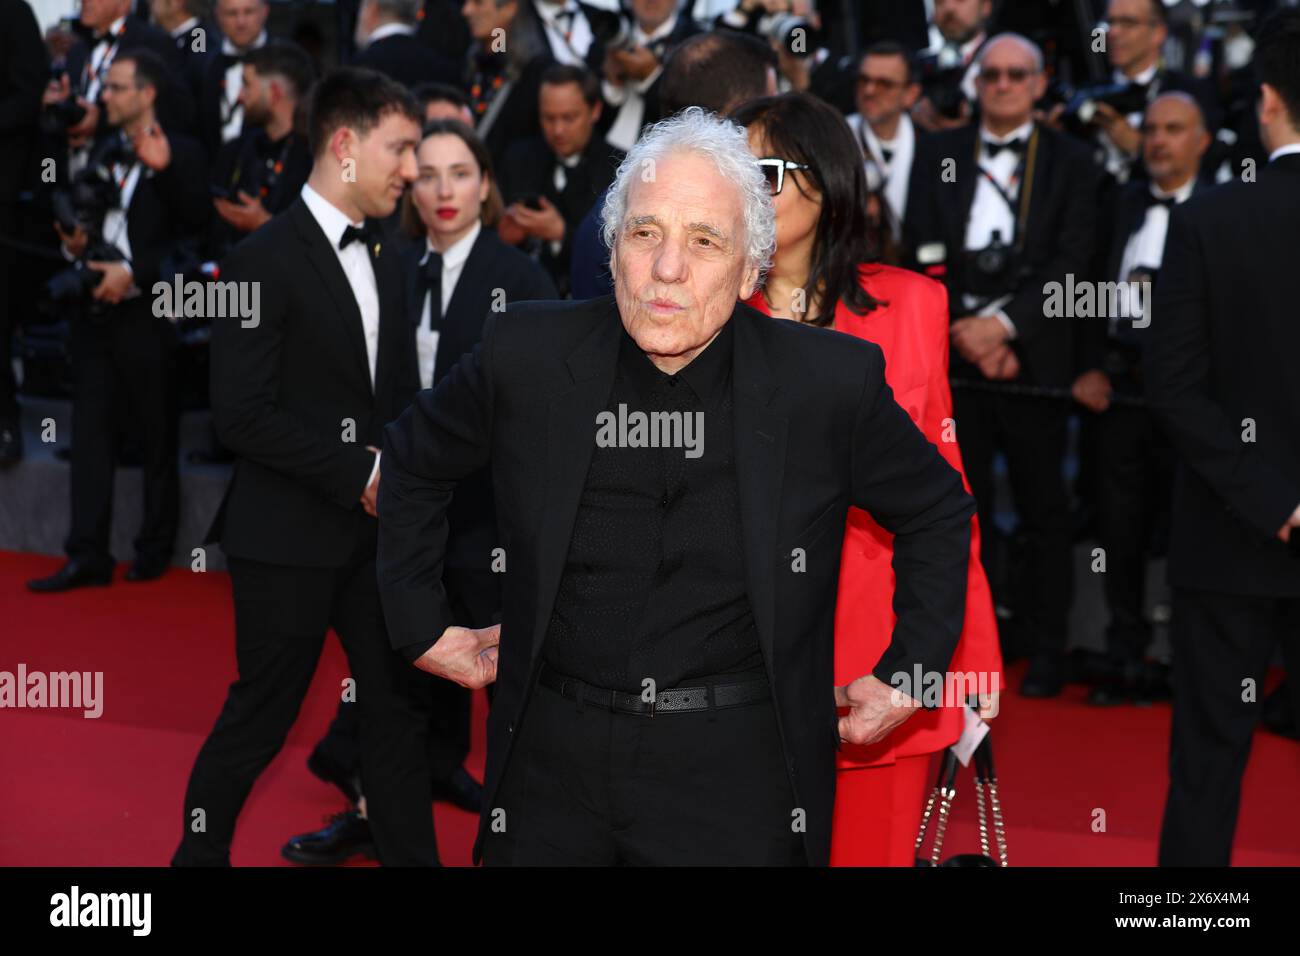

{"left": 973, "top": 128, "right": 1039, "bottom": 252}
{"left": 81, "top": 23, "right": 126, "bottom": 97}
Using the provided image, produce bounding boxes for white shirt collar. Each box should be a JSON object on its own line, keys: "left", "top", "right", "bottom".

{"left": 365, "top": 22, "right": 415, "bottom": 45}
{"left": 980, "top": 118, "right": 1034, "bottom": 145}
{"left": 99, "top": 15, "right": 127, "bottom": 42}
{"left": 1269, "top": 143, "right": 1300, "bottom": 162}
{"left": 426, "top": 219, "right": 482, "bottom": 271}
{"left": 223, "top": 29, "right": 267, "bottom": 57}
{"left": 558, "top": 149, "right": 583, "bottom": 167}
{"left": 1151, "top": 177, "right": 1196, "bottom": 203}
{"left": 1115, "top": 62, "right": 1159, "bottom": 86}
{"left": 171, "top": 17, "right": 200, "bottom": 39}
{"left": 301, "top": 182, "right": 364, "bottom": 249}
{"left": 635, "top": 13, "right": 677, "bottom": 46}
{"left": 537, "top": 0, "right": 581, "bottom": 24}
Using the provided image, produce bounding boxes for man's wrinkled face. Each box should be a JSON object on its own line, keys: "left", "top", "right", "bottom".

{"left": 610, "top": 151, "right": 760, "bottom": 371}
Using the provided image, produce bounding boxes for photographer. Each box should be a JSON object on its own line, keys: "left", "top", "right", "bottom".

{"left": 599, "top": 0, "right": 703, "bottom": 152}
{"left": 1047, "top": 0, "right": 1221, "bottom": 184}
{"left": 905, "top": 34, "right": 1099, "bottom": 697}
{"left": 912, "top": 0, "right": 992, "bottom": 132}
{"left": 28, "top": 50, "right": 209, "bottom": 593}
{"left": 715, "top": 0, "right": 851, "bottom": 108}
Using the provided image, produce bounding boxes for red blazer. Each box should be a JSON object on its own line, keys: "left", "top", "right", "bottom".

{"left": 746, "top": 264, "right": 1002, "bottom": 767}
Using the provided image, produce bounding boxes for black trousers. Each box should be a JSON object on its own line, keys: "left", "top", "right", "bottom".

{"left": 314, "top": 566, "right": 500, "bottom": 785}
{"left": 1092, "top": 400, "right": 1173, "bottom": 661}
{"left": 172, "top": 539, "right": 439, "bottom": 866}
{"left": 1159, "top": 588, "right": 1300, "bottom": 866}
{"left": 482, "top": 679, "right": 806, "bottom": 866}
{"left": 953, "top": 385, "right": 1073, "bottom": 654}
{"left": 66, "top": 300, "right": 179, "bottom": 568}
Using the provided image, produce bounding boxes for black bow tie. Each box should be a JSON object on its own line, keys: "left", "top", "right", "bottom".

{"left": 1145, "top": 193, "right": 1177, "bottom": 211}
{"left": 880, "top": 147, "right": 894, "bottom": 165}
{"left": 415, "top": 250, "right": 443, "bottom": 331}
{"left": 983, "top": 137, "right": 1026, "bottom": 159}
{"left": 219, "top": 51, "right": 244, "bottom": 69}
{"left": 339, "top": 224, "right": 378, "bottom": 251}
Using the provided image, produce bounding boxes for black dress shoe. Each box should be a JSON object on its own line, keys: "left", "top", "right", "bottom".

{"left": 1020, "top": 653, "right": 1065, "bottom": 698}
{"left": 0, "top": 422, "right": 22, "bottom": 468}
{"left": 281, "top": 810, "right": 375, "bottom": 866}
{"left": 124, "top": 557, "right": 170, "bottom": 581}
{"left": 27, "top": 560, "right": 113, "bottom": 593}
{"left": 307, "top": 749, "right": 362, "bottom": 805}
{"left": 1086, "top": 677, "right": 1132, "bottom": 707}
{"left": 431, "top": 766, "right": 483, "bottom": 813}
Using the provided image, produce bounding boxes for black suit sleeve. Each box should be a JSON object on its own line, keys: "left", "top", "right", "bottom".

{"left": 129, "top": 135, "right": 209, "bottom": 289}
{"left": 1145, "top": 205, "right": 1300, "bottom": 538}
{"left": 0, "top": 0, "right": 44, "bottom": 136}
{"left": 209, "top": 234, "right": 378, "bottom": 511}
{"left": 378, "top": 310, "right": 500, "bottom": 660}
{"left": 848, "top": 344, "right": 975, "bottom": 689}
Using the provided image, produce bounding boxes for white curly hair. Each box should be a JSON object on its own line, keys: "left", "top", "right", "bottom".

{"left": 599, "top": 106, "right": 776, "bottom": 281}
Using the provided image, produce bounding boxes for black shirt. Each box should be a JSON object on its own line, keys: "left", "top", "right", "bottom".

{"left": 541, "top": 318, "right": 764, "bottom": 693}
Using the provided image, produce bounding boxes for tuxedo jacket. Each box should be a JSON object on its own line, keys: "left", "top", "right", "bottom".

{"left": 89, "top": 131, "right": 210, "bottom": 290}
{"left": 377, "top": 296, "right": 975, "bottom": 865}
{"left": 471, "top": 51, "right": 555, "bottom": 170}
{"left": 402, "top": 227, "right": 556, "bottom": 570}
{"left": 353, "top": 32, "right": 460, "bottom": 90}
{"left": 596, "top": 13, "right": 704, "bottom": 138}
{"left": 206, "top": 196, "right": 420, "bottom": 567}
{"left": 1075, "top": 175, "right": 1210, "bottom": 376}
{"left": 1145, "top": 153, "right": 1300, "bottom": 597}
{"left": 904, "top": 122, "right": 1100, "bottom": 387}
{"left": 193, "top": 36, "right": 285, "bottom": 159}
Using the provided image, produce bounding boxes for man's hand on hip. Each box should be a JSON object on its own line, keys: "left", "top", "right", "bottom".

{"left": 834, "top": 673, "right": 917, "bottom": 746}
{"left": 414, "top": 623, "right": 500, "bottom": 688}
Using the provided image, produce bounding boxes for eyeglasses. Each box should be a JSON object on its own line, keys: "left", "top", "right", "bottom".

{"left": 1105, "top": 16, "right": 1155, "bottom": 31}
{"left": 857, "top": 74, "right": 904, "bottom": 92}
{"left": 756, "top": 157, "right": 810, "bottom": 195}
{"left": 977, "top": 67, "right": 1034, "bottom": 86}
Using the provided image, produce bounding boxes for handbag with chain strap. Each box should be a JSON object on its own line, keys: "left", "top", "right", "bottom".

{"left": 914, "top": 734, "right": 1009, "bottom": 867}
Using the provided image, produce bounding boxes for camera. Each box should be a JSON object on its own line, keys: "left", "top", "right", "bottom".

{"left": 44, "top": 135, "right": 136, "bottom": 318}
{"left": 963, "top": 229, "right": 1019, "bottom": 299}
{"left": 765, "top": 15, "right": 818, "bottom": 59}
{"left": 916, "top": 45, "right": 969, "bottom": 120}
{"left": 1056, "top": 80, "right": 1150, "bottom": 133}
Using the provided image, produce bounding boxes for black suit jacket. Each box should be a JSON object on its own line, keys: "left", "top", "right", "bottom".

{"left": 193, "top": 36, "right": 282, "bottom": 159}
{"left": 207, "top": 196, "right": 420, "bottom": 567}
{"left": 472, "top": 52, "right": 555, "bottom": 170}
{"left": 377, "top": 296, "right": 975, "bottom": 866}
{"left": 1145, "top": 153, "right": 1300, "bottom": 597}
{"left": 1076, "top": 176, "right": 1209, "bottom": 375}
{"left": 353, "top": 31, "right": 460, "bottom": 89}
{"left": 0, "top": 0, "right": 45, "bottom": 202}
{"left": 904, "top": 122, "right": 1099, "bottom": 387}
{"left": 404, "top": 227, "right": 557, "bottom": 571}
{"left": 110, "top": 131, "right": 210, "bottom": 290}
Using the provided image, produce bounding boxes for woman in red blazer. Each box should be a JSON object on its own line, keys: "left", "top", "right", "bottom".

{"left": 731, "top": 93, "right": 1003, "bottom": 866}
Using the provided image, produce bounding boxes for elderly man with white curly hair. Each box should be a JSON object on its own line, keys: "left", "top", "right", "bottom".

{"left": 376, "top": 107, "right": 976, "bottom": 866}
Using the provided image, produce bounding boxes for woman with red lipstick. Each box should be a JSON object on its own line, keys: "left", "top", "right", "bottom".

{"left": 730, "top": 93, "right": 1003, "bottom": 866}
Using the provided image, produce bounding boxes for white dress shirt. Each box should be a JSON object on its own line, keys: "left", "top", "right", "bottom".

{"left": 602, "top": 14, "right": 677, "bottom": 152}
{"left": 300, "top": 182, "right": 381, "bottom": 486}
{"left": 1115, "top": 177, "right": 1195, "bottom": 330}
{"left": 848, "top": 111, "right": 917, "bottom": 240}
{"left": 220, "top": 30, "right": 268, "bottom": 144}
{"left": 963, "top": 119, "right": 1035, "bottom": 336}
{"left": 417, "top": 220, "right": 481, "bottom": 390}
{"left": 536, "top": 0, "right": 594, "bottom": 67}
{"left": 84, "top": 15, "right": 127, "bottom": 103}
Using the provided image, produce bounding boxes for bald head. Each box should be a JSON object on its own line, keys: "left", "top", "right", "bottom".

{"left": 976, "top": 33, "right": 1046, "bottom": 133}
{"left": 1142, "top": 92, "right": 1210, "bottom": 189}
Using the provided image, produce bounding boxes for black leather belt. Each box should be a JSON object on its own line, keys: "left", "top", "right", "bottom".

{"left": 537, "top": 662, "right": 770, "bottom": 716}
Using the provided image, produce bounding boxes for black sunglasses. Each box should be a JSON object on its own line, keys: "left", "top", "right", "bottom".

{"left": 756, "top": 157, "right": 811, "bottom": 195}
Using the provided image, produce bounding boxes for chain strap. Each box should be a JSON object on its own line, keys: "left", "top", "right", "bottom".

{"left": 927, "top": 785, "right": 957, "bottom": 865}
{"left": 915, "top": 786, "right": 941, "bottom": 855}
{"left": 975, "top": 778, "right": 991, "bottom": 858}
{"left": 985, "top": 776, "right": 1010, "bottom": 867}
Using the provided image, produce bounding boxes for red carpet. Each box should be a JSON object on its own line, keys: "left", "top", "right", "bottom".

{"left": 2, "top": 549, "right": 1297, "bottom": 866}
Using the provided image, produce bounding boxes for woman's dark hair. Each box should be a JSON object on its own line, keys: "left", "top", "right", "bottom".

{"left": 401, "top": 118, "right": 504, "bottom": 237}
{"left": 729, "top": 92, "right": 882, "bottom": 327}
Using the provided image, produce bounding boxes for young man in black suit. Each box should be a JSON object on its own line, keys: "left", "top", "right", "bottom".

{"left": 172, "top": 68, "right": 439, "bottom": 866}
{"left": 377, "top": 108, "right": 976, "bottom": 866}
{"left": 28, "top": 50, "right": 209, "bottom": 592}
{"left": 905, "top": 33, "right": 1099, "bottom": 697}
{"left": 351, "top": 0, "right": 460, "bottom": 89}
{"left": 1072, "top": 92, "right": 1210, "bottom": 708}
{"left": 498, "top": 64, "right": 623, "bottom": 296}
{"left": 1145, "top": 9, "right": 1300, "bottom": 866}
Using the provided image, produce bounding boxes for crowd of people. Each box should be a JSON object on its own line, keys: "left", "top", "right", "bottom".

{"left": 2, "top": 0, "right": 1298, "bottom": 867}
